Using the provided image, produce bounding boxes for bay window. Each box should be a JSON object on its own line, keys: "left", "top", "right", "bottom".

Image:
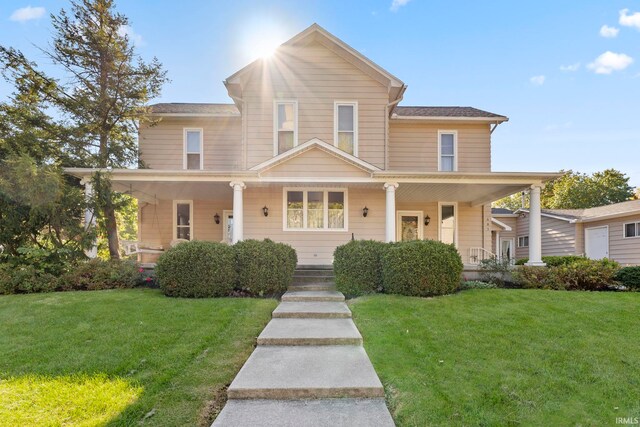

{"left": 285, "top": 189, "right": 347, "bottom": 231}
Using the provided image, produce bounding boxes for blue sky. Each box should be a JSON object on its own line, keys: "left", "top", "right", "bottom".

{"left": 1, "top": 0, "right": 639, "bottom": 186}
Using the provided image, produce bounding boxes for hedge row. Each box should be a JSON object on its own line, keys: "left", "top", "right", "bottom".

{"left": 333, "top": 239, "right": 463, "bottom": 297}
{"left": 155, "top": 239, "right": 297, "bottom": 298}
{"left": 515, "top": 255, "right": 585, "bottom": 266}
{"left": 512, "top": 258, "right": 620, "bottom": 291}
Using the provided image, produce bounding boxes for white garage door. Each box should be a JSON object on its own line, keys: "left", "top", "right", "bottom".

{"left": 585, "top": 226, "right": 609, "bottom": 259}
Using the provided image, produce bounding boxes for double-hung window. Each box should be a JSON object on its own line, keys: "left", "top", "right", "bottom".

{"left": 518, "top": 236, "right": 529, "bottom": 247}
{"left": 184, "top": 128, "right": 203, "bottom": 170}
{"left": 335, "top": 102, "right": 358, "bottom": 155}
{"left": 624, "top": 222, "right": 640, "bottom": 238}
{"left": 174, "top": 201, "right": 193, "bottom": 240}
{"left": 285, "top": 189, "right": 346, "bottom": 231}
{"left": 438, "top": 131, "right": 457, "bottom": 171}
{"left": 439, "top": 203, "right": 457, "bottom": 245}
{"left": 274, "top": 101, "right": 297, "bottom": 155}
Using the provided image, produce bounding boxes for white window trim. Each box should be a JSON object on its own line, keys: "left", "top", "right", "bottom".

{"left": 282, "top": 187, "right": 348, "bottom": 232}
{"left": 273, "top": 100, "right": 298, "bottom": 156}
{"left": 517, "top": 235, "right": 529, "bottom": 248}
{"left": 183, "top": 128, "right": 204, "bottom": 170}
{"left": 437, "top": 130, "right": 458, "bottom": 172}
{"left": 396, "top": 210, "right": 424, "bottom": 241}
{"left": 334, "top": 101, "right": 359, "bottom": 157}
{"left": 173, "top": 200, "right": 194, "bottom": 241}
{"left": 623, "top": 221, "right": 640, "bottom": 239}
{"left": 438, "top": 202, "right": 458, "bottom": 247}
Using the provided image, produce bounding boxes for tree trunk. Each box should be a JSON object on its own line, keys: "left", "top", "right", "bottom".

{"left": 103, "top": 193, "right": 120, "bottom": 260}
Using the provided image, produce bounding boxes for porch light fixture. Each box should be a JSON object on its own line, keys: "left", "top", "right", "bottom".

{"left": 424, "top": 215, "right": 431, "bottom": 226}
{"left": 362, "top": 206, "right": 369, "bottom": 217}
{"left": 263, "top": 206, "right": 269, "bottom": 217}
{"left": 214, "top": 213, "right": 220, "bottom": 224}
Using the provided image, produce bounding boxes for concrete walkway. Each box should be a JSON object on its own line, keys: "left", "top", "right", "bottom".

{"left": 213, "top": 269, "right": 394, "bottom": 426}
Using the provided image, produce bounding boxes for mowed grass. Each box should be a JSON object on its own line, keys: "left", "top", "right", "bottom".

{"left": 0, "top": 289, "right": 277, "bottom": 426}
{"left": 349, "top": 290, "right": 640, "bottom": 427}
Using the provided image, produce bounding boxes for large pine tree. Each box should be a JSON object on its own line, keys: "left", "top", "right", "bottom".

{"left": 0, "top": 0, "right": 167, "bottom": 258}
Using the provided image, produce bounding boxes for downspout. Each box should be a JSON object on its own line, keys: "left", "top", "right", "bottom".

{"left": 385, "top": 84, "right": 407, "bottom": 170}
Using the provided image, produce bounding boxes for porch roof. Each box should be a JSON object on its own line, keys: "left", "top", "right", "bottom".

{"left": 64, "top": 168, "right": 561, "bottom": 207}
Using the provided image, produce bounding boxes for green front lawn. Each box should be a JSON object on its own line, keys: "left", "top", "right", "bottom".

{"left": 0, "top": 289, "right": 277, "bottom": 426}
{"left": 350, "top": 290, "right": 640, "bottom": 426}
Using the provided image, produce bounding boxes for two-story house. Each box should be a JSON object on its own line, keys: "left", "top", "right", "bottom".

{"left": 66, "top": 24, "right": 558, "bottom": 268}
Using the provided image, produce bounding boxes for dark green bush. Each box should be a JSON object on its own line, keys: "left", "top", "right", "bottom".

{"left": 0, "top": 264, "right": 57, "bottom": 294}
{"left": 58, "top": 259, "right": 143, "bottom": 291}
{"left": 382, "top": 240, "right": 463, "bottom": 297}
{"left": 478, "top": 257, "right": 512, "bottom": 287}
{"left": 156, "top": 241, "right": 237, "bottom": 298}
{"left": 333, "top": 240, "right": 387, "bottom": 296}
{"left": 235, "top": 239, "right": 297, "bottom": 296}
{"left": 515, "top": 255, "right": 585, "bottom": 267}
{"left": 615, "top": 266, "right": 640, "bottom": 290}
{"left": 514, "top": 258, "right": 620, "bottom": 291}
{"left": 460, "top": 280, "right": 497, "bottom": 290}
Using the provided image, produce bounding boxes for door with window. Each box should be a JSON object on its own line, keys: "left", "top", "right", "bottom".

{"left": 223, "top": 211, "right": 234, "bottom": 244}
{"left": 500, "top": 238, "right": 514, "bottom": 262}
{"left": 396, "top": 211, "right": 424, "bottom": 241}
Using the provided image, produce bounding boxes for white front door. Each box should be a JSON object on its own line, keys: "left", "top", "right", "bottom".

{"left": 585, "top": 226, "right": 609, "bottom": 259}
{"left": 396, "top": 211, "right": 424, "bottom": 241}
{"left": 500, "top": 238, "right": 514, "bottom": 261}
{"left": 223, "top": 210, "right": 234, "bottom": 244}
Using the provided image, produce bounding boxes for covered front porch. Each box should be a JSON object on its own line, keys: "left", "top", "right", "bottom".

{"left": 66, "top": 168, "right": 556, "bottom": 267}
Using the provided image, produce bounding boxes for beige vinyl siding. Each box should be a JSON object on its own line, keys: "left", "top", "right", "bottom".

{"left": 260, "top": 148, "right": 372, "bottom": 178}
{"left": 139, "top": 117, "right": 241, "bottom": 170}
{"left": 583, "top": 215, "right": 640, "bottom": 266}
{"left": 515, "top": 215, "right": 577, "bottom": 259}
{"left": 242, "top": 42, "right": 388, "bottom": 169}
{"left": 388, "top": 122, "right": 491, "bottom": 172}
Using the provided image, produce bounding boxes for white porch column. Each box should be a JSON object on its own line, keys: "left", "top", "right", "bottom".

{"left": 230, "top": 181, "right": 246, "bottom": 244}
{"left": 81, "top": 178, "right": 98, "bottom": 259}
{"left": 526, "top": 185, "right": 545, "bottom": 266}
{"left": 384, "top": 182, "right": 399, "bottom": 243}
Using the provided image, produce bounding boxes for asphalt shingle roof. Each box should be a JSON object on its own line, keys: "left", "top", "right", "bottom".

{"left": 491, "top": 208, "right": 515, "bottom": 215}
{"left": 394, "top": 106, "right": 506, "bottom": 119}
{"left": 150, "top": 103, "right": 239, "bottom": 115}
{"left": 542, "top": 200, "right": 640, "bottom": 220}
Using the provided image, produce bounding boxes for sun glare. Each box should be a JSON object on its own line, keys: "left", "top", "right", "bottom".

{"left": 240, "top": 19, "right": 290, "bottom": 62}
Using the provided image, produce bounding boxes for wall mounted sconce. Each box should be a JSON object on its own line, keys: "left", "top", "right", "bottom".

{"left": 424, "top": 215, "right": 431, "bottom": 226}
{"left": 214, "top": 213, "right": 220, "bottom": 224}
{"left": 263, "top": 206, "right": 269, "bottom": 217}
{"left": 362, "top": 206, "right": 369, "bottom": 217}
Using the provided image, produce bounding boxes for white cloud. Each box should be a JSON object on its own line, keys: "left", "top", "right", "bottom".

{"left": 599, "top": 25, "right": 619, "bottom": 38}
{"left": 10, "top": 6, "right": 45, "bottom": 22}
{"left": 560, "top": 63, "right": 580, "bottom": 72}
{"left": 530, "top": 75, "right": 545, "bottom": 85}
{"left": 619, "top": 8, "right": 640, "bottom": 30}
{"left": 117, "top": 25, "right": 144, "bottom": 46}
{"left": 390, "top": 0, "right": 411, "bottom": 12}
{"left": 587, "top": 51, "right": 633, "bottom": 74}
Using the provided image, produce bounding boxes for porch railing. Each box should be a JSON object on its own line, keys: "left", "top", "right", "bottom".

{"left": 468, "top": 247, "right": 496, "bottom": 265}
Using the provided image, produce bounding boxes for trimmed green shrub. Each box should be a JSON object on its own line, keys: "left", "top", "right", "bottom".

{"left": 514, "top": 258, "right": 620, "bottom": 291}
{"left": 460, "top": 280, "right": 497, "bottom": 290}
{"left": 515, "top": 255, "right": 584, "bottom": 267}
{"left": 382, "top": 240, "right": 463, "bottom": 297}
{"left": 156, "top": 241, "right": 236, "bottom": 298}
{"left": 478, "top": 257, "right": 512, "bottom": 287}
{"left": 58, "top": 259, "right": 143, "bottom": 291}
{"left": 512, "top": 266, "right": 563, "bottom": 290}
{"left": 333, "top": 240, "right": 387, "bottom": 296}
{"left": 235, "top": 239, "right": 297, "bottom": 296}
{"left": 0, "top": 264, "right": 57, "bottom": 294}
{"left": 615, "top": 266, "right": 640, "bottom": 290}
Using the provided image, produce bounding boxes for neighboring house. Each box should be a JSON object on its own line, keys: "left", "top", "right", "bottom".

{"left": 496, "top": 200, "right": 640, "bottom": 266}
{"left": 65, "top": 24, "right": 558, "bottom": 267}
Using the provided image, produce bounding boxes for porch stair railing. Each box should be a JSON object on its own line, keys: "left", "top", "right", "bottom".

{"left": 468, "top": 247, "right": 496, "bottom": 265}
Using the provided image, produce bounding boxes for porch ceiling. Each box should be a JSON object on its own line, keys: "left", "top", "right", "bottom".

{"left": 395, "top": 182, "right": 531, "bottom": 206}
{"left": 111, "top": 181, "right": 233, "bottom": 204}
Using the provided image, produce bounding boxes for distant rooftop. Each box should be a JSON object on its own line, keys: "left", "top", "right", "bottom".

{"left": 542, "top": 200, "right": 640, "bottom": 220}
{"left": 393, "top": 106, "right": 506, "bottom": 119}
{"left": 491, "top": 208, "right": 516, "bottom": 215}
{"left": 150, "top": 103, "right": 239, "bottom": 115}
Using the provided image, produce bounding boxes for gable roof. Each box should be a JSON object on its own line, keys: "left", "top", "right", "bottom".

{"left": 250, "top": 137, "right": 382, "bottom": 174}
{"left": 224, "top": 23, "right": 406, "bottom": 107}
{"left": 518, "top": 200, "right": 640, "bottom": 223}
{"left": 149, "top": 103, "right": 239, "bottom": 117}
{"left": 392, "top": 106, "right": 508, "bottom": 122}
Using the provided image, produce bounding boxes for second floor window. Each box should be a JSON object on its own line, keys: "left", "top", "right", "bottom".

{"left": 184, "top": 129, "right": 203, "bottom": 170}
{"left": 335, "top": 102, "right": 357, "bottom": 155}
{"left": 275, "top": 101, "right": 297, "bottom": 155}
{"left": 438, "top": 131, "right": 457, "bottom": 171}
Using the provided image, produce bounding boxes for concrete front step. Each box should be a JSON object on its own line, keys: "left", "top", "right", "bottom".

{"left": 289, "top": 283, "right": 336, "bottom": 292}
{"left": 293, "top": 269, "right": 335, "bottom": 277}
{"left": 227, "top": 346, "right": 384, "bottom": 399}
{"left": 282, "top": 290, "right": 344, "bottom": 302}
{"left": 293, "top": 275, "right": 335, "bottom": 284}
{"left": 212, "top": 398, "right": 394, "bottom": 426}
{"left": 257, "top": 318, "right": 362, "bottom": 346}
{"left": 272, "top": 301, "right": 351, "bottom": 319}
